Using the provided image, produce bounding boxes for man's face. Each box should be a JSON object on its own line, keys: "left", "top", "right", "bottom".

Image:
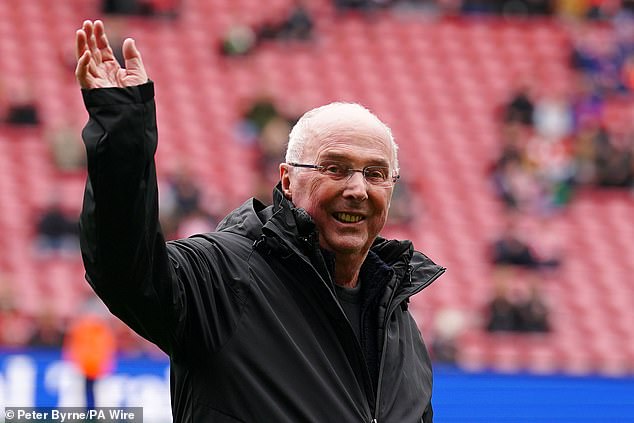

{"left": 281, "top": 119, "right": 395, "bottom": 261}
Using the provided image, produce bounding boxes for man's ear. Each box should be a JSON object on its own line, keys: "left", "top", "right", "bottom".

{"left": 279, "top": 163, "right": 292, "bottom": 200}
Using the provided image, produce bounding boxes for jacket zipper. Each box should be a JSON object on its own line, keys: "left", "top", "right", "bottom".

{"left": 372, "top": 266, "right": 446, "bottom": 422}
{"left": 261, "top": 232, "right": 378, "bottom": 420}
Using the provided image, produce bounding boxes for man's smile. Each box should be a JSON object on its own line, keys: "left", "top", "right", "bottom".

{"left": 333, "top": 212, "right": 365, "bottom": 223}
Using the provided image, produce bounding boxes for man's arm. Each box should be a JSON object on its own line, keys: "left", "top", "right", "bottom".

{"left": 77, "top": 20, "right": 182, "bottom": 354}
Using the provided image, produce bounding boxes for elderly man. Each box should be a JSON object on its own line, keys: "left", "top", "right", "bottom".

{"left": 76, "top": 19, "right": 444, "bottom": 423}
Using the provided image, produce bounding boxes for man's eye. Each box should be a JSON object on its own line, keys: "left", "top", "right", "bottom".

{"left": 365, "top": 167, "right": 388, "bottom": 181}
{"left": 322, "top": 165, "right": 346, "bottom": 177}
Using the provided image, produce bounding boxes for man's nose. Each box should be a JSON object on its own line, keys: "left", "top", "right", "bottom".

{"left": 342, "top": 170, "right": 369, "bottom": 200}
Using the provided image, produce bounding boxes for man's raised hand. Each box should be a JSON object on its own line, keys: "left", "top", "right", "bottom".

{"left": 75, "top": 20, "right": 148, "bottom": 89}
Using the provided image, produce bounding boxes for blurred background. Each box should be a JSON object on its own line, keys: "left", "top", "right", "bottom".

{"left": 0, "top": 0, "right": 633, "bottom": 421}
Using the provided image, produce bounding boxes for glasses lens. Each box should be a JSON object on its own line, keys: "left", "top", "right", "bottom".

{"left": 364, "top": 166, "right": 391, "bottom": 186}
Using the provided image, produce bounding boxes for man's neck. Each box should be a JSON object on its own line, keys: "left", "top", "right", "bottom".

{"left": 333, "top": 252, "right": 367, "bottom": 289}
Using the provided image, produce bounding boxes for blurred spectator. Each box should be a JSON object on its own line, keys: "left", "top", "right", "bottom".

{"left": 533, "top": 91, "right": 574, "bottom": 141}
{"left": 486, "top": 270, "right": 551, "bottom": 333}
{"left": 334, "top": 0, "right": 375, "bottom": 11}
{"left": 503, "top": 87, "right": 535, "bottom": 127}
{"left": 241, "top": 96, "right": 284, "bottom": 135}
{"left": 594, "top": 129, "right": 634, "bottom": 187}
{"left": 102, "top": 0, "right": 179, "bottom": 17}
{"left": 486, "top": 273, "right": 520, "bottom": 332}
{"left": 257, "top": 1, "right": 315, "bottom": 42}
{"left": 461, "top": 0, "right": 552, "bottom": 15}
{"left": 0, "top": 276, "right": 32, "bottom": 347}
{"left": 63, "top": 313, "right": 116, "bottom": 408}
{"left": 490, "top": 123, "right": 526, "bottom": 209}
{"left": 515, "top": 280, "right": 550, "bottom": 332}
{"left": 491, "top": 216, "right": 561, "bottom": 270}
{"left": 159, "top": 165, "right": 222, "bottom": 239}
{"left": 220, "top": 23, "right": 257, "bottom": 57}
{"left": 431, "top": 308, "right": 465, "bottom": 364}
{"left": 102, "top": 0, "right": 141, "bottom": 14}
{"left": 554, "top": 0, "right": 592, "bottom": 19}
{"left": 28, "top": 308, "right": 65, "bottom": 348}
{"left": 34, "top": 199, "right": 80, "bottom": 256}
{"left": 572, "top": 119, "right": 606, "bottom": 185}
{"left": 570, "top": 27, "right": 625, "bottom": 95}
{"left": 220, "top": 3, "right": 314, "bottom": 57}
{"left": 586, "top": 0, "right": 623, "bottom": 20}
{"left": 4, "top": 82, "right": 40, "bottom": 126}
{"left": 45, "top": 119, "right": 86, "bottom": 172}
{"left": 237, "top": 95, "right": 298, "bottom": 204}
{"left": 164, "top": 166, "right": 203, "bottom": 219}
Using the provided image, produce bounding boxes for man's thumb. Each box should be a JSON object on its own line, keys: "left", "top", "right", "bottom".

{"left": 122, "top": 38, "right": 143, "bottom": 70}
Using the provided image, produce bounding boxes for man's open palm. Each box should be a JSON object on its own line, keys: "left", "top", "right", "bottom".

{"left": 75, "top": 20, "right": 148, "bottom": 89}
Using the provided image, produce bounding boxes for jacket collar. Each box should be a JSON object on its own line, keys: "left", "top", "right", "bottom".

{"left": 220, "top": 183, "right": 445, "bottom": 296}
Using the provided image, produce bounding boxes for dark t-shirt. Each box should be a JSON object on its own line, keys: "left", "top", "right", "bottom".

{"left": 334, "top": 280, "right": 362, "bottom": 341}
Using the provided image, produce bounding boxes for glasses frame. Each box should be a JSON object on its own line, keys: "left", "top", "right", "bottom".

{"left": 287, "top": 162, "right": 400, "bottom": 187}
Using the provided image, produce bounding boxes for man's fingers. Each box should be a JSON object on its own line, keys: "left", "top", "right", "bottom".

{"left": 75, "top": 50, "right": 92, "bottom": 89}
{"left": 122, "top": 38, "right": 145, "bottom": 73}
{"left": 122, "top": 38, "right": 141, "bottom": 61}
{"left": 83, "top": 20, "right": 102, "bottom": 65}
{"left": 93, "top": 20, "right": 116, "bottom": 62}
{"left": 75, "top": 29, "right": 88, "bottom": 61}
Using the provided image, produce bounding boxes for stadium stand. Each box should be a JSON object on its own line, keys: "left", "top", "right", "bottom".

{"left": 0, "top": 0, "right": 632, "bottom": 375}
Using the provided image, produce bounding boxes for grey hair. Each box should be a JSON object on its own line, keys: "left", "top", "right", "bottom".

{"left": 285, "top": 102, "right": 400, "bottom": 173}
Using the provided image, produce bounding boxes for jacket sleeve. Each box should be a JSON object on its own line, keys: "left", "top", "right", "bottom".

{"left": 79, "top": 81, "right": 183, "bottom": 354}
{"left": 422, "top": 402, "right": 433, "bottom": 423}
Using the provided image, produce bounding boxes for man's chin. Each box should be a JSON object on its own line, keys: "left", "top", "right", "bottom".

{"left": 322, "top": 237, "right": 368, "bottom": 256}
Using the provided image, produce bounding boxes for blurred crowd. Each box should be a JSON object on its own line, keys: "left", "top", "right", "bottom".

{"left": 478, "top": 0, "right": 634, "bottom": 348}
{"left": 1, "top": 0, "right": 633, "bottom": 373}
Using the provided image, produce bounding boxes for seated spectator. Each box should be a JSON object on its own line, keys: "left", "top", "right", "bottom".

{"left": 34, "top": 199, "right": 79, "bottom": 256}
{"left": 159, "top": 165, "right": 223, "bottom": 239}
{"left": 0, "top": 279, "right": 33, "bottom": 347}
{"left": 491, "top": 217, "right": 561, "bottom": 270}
{"left": 219, "top": 23, "right": 257, "bottom": 57}
{"left": 515, "top": 281, "right": 550, "bottom": 333}
{"left": 102, "top": 0, "right": 141, "bottom": 14}
{"left": 486, "top": 264, "right": 552, "bottom": 334}
{"left": 503, "top": 86, "right": 535, "bottom": 127}
{"left": 431, "top": 308, "right": 465, "bottom": 364}
{"left": 46, "top": 119, "right": 86, "bottom": 172}
{"left": 257, "top": 1, "right": 315, "bottom": 42}
{"left": 28, "top": 308, "right": 65, "bottom": 348}
{"left": 334, "top": 0, "right": 373, "bottom": 11}
{"left": 166, "top": 166, "right": 202, "bottom": 219}
{"left": 594, "top": 130, "right": 634, "bottom": 187}
{"left": 5, "top": 83, "right": 40, "bottom": 126}
{"left": 237, "top": 95, "right": 298, "bottom": 204}
{"left": 485, "top": 275, "right": 519, "bottom": 332}
{"left": 103, "top": 0, "right": 180, "bottom": 17}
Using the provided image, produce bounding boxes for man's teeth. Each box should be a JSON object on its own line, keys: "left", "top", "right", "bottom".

{"left": 335, "top": 213, "right": 363, "bottom": 223}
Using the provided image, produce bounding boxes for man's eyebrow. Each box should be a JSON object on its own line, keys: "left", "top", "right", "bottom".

{"left": 318, "top": 152, "right": 390, "bottom": 167}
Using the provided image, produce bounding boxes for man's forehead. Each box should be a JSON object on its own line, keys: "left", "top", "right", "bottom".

{"left": 305, "top": 130, "right": 391, "bottom": 153}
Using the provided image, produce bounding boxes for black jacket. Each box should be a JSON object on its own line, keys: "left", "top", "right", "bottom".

{"left": 79, "top": 82, "right": 445, "bottom": 423}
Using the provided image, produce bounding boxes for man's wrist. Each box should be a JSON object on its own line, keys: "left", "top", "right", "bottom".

{"left": 82, "top": 80, "right": 154, "bottom": 107}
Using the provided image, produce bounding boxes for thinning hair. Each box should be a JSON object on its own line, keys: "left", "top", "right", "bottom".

{"left": 285, "top": 102, "right": 400, "bottom": 173}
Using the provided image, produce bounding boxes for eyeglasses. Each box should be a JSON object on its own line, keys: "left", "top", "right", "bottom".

{"left": 288, "top": 161, "right": 399, "bottom": 187}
